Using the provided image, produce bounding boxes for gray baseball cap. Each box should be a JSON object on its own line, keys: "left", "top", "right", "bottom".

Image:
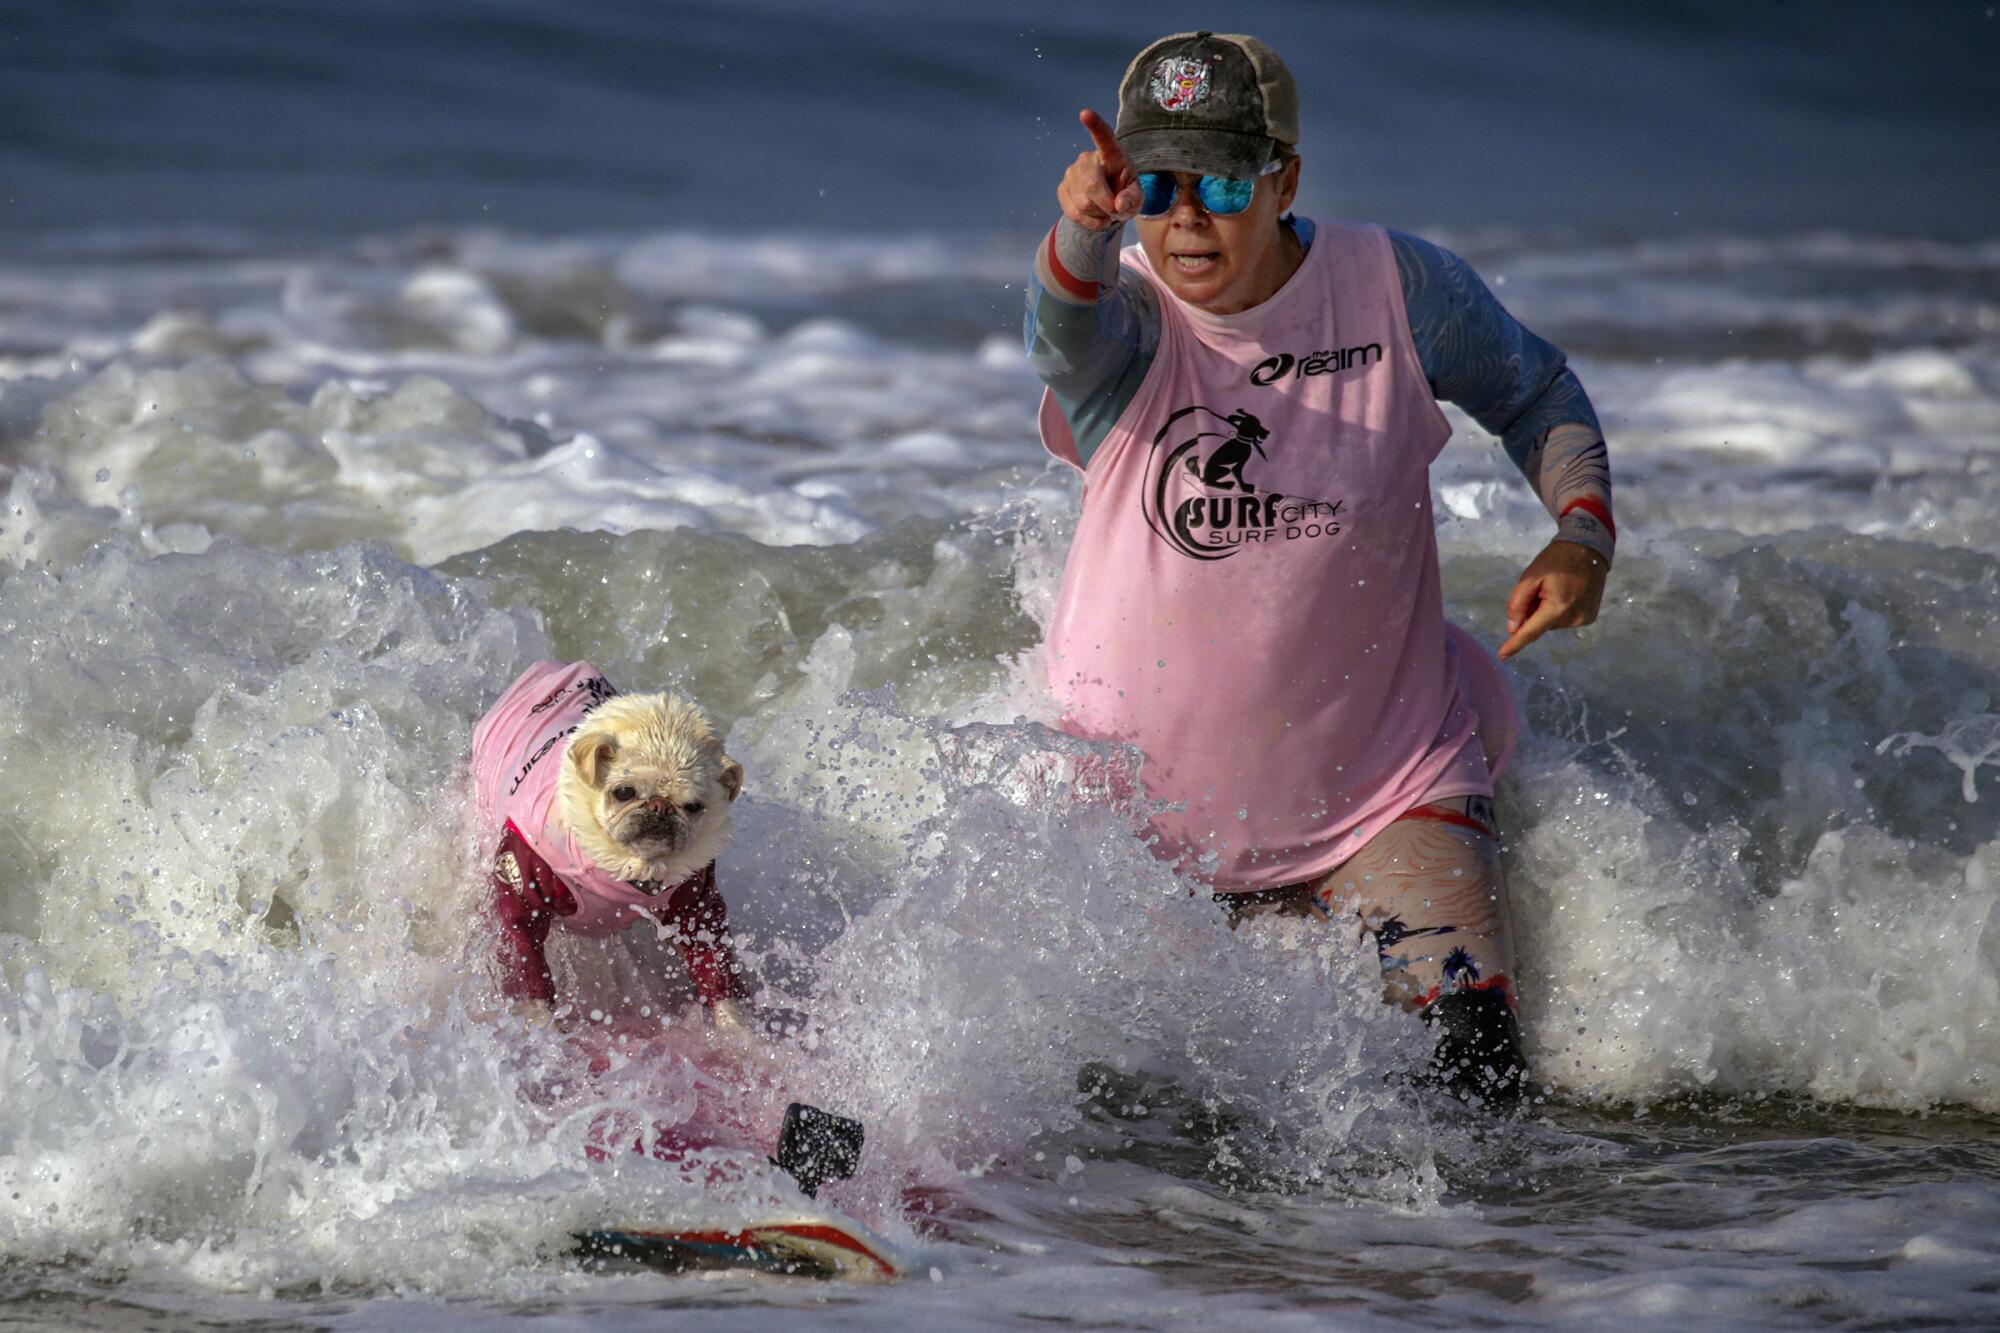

{"left": 1114, "top": 31, "right": 1299, "bottom": 178}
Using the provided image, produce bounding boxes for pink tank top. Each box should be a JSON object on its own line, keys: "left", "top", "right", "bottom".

{"left": 471, "top": 660, "right": 689, "bottom": 935}
{"left": 1039, "top": 220, "right": 1516, "bottom": 891}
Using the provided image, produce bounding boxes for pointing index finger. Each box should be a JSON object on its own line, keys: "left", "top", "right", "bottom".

{"left": 1079, "top": 108, "right": 1129, "bottom": 175}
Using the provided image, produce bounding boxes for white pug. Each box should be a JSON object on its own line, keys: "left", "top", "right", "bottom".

{"left": 470, "top": 661, "right": 755, "bottom": 1025}
{"left": 557, "top": 690, "right": 744, "bottom": 889}
{"left": 470, "top": 662, "right": 844, "bottom": 1192}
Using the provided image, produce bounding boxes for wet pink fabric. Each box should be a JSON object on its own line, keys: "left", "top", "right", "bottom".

{"left": 486, "top": 820, "right": 743, "bottom": 1006}
{"left": 1039, "top": 220, "right": 1519, "bottom": 891}
{"left": 474, "top": 664, "right": 762, "bottom": 1168}
{"left": 470, "top": 659, "right": 672, "bottom": 934}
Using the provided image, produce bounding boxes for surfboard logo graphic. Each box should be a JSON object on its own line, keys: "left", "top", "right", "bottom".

{"left": 1150, "top": 57, "right": 1212, "bottom": 112}
{"left": 1140, "top": 405, "right": 1344, "bottom": 561}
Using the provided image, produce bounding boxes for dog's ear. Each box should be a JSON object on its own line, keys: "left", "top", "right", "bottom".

{"left": 568, "top": 729, "right": 618, "bottom": 789}
{"left": 717, "top": 753, "right": 744, "bottom": 802}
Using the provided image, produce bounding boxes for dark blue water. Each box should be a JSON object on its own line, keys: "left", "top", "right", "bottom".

{"left": 4, "top": 0, "right": 1998, "bottom": 244}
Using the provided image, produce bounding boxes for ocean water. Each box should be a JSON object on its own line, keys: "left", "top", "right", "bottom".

{"left": 6, "top": 4, "right": 2000, "bottom": 1330}
{"left": 3, "top": 219, "right": 1997, "bottom": 1331}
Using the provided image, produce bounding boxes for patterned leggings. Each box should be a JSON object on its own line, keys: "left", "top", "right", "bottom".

{"left": 1219, "top": 795, "right": 1524, "bottom": 1099}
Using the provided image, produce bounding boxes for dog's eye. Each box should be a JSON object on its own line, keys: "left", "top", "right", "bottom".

{"left": 611, "top": 785, "right": 637, "bottom": 802}
{"left": 681, "top": 800, "right": 705, "bottom": 816}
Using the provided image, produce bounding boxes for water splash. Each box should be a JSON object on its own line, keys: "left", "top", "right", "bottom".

{"left": 1879, "top": 713, "right": 2000, "bottom": 802}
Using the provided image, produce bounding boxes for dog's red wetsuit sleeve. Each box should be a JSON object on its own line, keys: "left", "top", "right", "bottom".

{"left": 658, "top": 864, "right": 751, "bottom": 1005}
{"left": 489, "top": 820, "right": 578, "bottom": 1004}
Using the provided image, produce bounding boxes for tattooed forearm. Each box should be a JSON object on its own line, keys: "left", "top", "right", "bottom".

{"left": 1036, "top": 217, "right": 1125, "bottom": 305}
{"left": 1519, "top": 419, "right": 1615, "bottom": 561}
{"left": 1025, "top": 217, "right": 1161, "bottom": 466}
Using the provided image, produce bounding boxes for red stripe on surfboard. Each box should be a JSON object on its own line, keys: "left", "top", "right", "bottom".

{"left": 1043, "top": 227, "right": 1098, "bottom": 301}
{"left": 1560, "top": 496, "right": 1616, "bottom": 538}
{"left": 629, "top": 1224, "right": 898, "bottom": 1277}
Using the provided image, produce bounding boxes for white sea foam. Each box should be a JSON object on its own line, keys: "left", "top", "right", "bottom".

{"left": 3, "top": 226, "right": 1999, "bottom": 1325}
{"left": 1880, "top": 713, "right": 2000, "bottom": 803}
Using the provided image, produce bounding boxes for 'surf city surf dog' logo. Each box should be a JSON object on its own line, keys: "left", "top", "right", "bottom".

{"left": 1141, "top": 405, "right": 1345, "bottom": 561}
{"left": 1150, "top": 56, "right": 1212, "bottom": 111}
{"left": 1249, "top": 343, "right": 1383, "bottom": 386}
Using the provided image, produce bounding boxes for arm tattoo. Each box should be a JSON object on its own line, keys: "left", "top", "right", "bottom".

{"left": 1037, "top": 216, "right": 1123, "bottom": 304}
{"left": 1024, "top": 218, "right": 1161, "bottom": 467}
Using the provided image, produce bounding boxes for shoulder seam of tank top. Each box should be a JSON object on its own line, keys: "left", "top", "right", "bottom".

{"left": 1076, "top": 249, "right": 1181, "bottom": 484}
{"left": 1366, "top": 223, "right": 1455, "bottom": 444}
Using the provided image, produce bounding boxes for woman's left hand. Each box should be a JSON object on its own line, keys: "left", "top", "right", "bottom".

{"left": 1498, "top": 541, "right": 1609, "bottom": 659}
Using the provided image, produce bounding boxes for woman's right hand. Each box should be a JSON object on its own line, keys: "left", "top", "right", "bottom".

{"left": 1058, "top": 108, "right": 1143, "bottom": 230}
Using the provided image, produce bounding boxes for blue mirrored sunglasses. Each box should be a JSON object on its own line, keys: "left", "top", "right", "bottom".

{"left": 1136, "top": 158, "right": 1283, "bottom": 217}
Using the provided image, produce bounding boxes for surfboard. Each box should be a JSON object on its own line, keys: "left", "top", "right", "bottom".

{"left": 569, "top": 1094, "right": 891, "bottom": 1279}
{"left": 575, "top": 1215, "right": 904, "bottom": 1281}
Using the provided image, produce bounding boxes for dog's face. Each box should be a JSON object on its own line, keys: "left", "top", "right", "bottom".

{"left": 559, "top": 692, "right": 742, "bottom": 885}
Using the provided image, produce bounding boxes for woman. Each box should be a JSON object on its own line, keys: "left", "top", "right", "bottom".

{"left": 1026, "top": 31, "right": 1615, "bottom": 1102}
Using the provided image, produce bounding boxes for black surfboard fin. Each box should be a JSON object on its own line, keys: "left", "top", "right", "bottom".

{"left": 771, "top": 1101, "right": 865, "bottom": 1198}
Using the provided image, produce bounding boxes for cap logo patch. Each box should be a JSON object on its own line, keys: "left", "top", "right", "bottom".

{"left": 1150, "top": 56, "right": 1212, "bottom": 112}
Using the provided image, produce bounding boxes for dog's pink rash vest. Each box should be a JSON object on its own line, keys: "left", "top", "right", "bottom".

{"left": 470, "top": 660, "right": 747, "bottom": 1005}
{"left": 1039, "top": 221, "right": 1520, "bottom": 891}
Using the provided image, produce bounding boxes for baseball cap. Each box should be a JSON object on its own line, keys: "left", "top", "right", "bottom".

{"left": 1114, "top": 31, "right": 1299, "bottom": 179}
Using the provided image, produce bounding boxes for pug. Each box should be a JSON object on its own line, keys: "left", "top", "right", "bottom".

{"left": 470, "top": 662, "right": 858, "bottom": 1198}
{"left": 469, "top": 660, "right": 753, "bottom": 1021}
{"left": 556, "top": 689, "right": 743, "bottom": 889}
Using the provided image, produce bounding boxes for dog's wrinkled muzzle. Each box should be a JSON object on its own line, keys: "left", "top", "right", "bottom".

{"left": 623, "top": 807, "right": 688, "bottom": 850}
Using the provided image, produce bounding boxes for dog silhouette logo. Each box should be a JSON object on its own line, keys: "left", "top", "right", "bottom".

{"left": 1140, "top": 405, "right": 1344, "bottom": 561}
